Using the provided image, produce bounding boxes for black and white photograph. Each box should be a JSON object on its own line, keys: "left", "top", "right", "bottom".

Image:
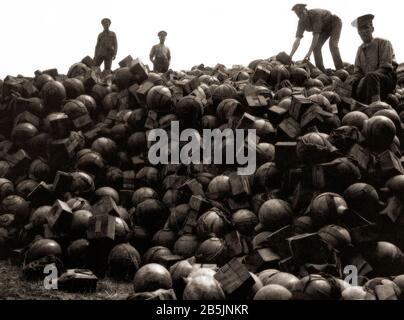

{"left": 1, "top": 0, "right": 404, "bottom": 311}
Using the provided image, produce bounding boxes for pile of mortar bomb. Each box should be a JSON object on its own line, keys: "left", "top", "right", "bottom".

{"left": 1, "top": 53, "right": 404, "bottom": 300}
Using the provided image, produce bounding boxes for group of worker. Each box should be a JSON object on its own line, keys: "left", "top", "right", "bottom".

{"left": 94, "top": 4, "right": 398, "bottom": 105}
{"left": 289, "top": 4, "right": 397, "bottom": 105}
{"left": 94, "top": 18, "right": 171, "bottom": 75}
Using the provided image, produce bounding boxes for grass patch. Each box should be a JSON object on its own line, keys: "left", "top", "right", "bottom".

{"left": 0, "top": 260, "right": 133, "bottom": 300}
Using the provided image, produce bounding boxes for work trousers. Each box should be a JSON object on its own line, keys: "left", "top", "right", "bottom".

{"left": 94, "top": 55, "right": 113, "bottom": 72}
{"left": 354, "top": 71, "right": 396, "bottom": 104}
{"left": 153, "top": 57, "right": 170, "bottom": 73}
{"left": 313, "top": 17, "right": 344, "bottom": 72}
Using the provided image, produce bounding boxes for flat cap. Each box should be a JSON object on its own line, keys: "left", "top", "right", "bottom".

{"left": 158, "top": 30, "right": 167, "bottom": 37}
{"left": 292, "top": 4, "right": 307, "bottom": 11}
{"left": 351, "top": 14, "right": 374, "bottom": 28}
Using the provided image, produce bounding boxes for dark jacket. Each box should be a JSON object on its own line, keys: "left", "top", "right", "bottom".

{"left": 352, "top": 37, "right": 397, "bottom": 80}
{"left": 95, "top": 30, "right": 118, "bottom": 57}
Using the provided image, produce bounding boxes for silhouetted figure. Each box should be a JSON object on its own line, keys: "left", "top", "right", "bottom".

{"left": 94, "top": 18, "right": 117, "bottom": 74}
{"left": 289, "top": 4, "right": 344, "bottom": 73}
{"left": 150, "top": 31, "right": 171, "bottom": 73}
{"left": 346, "top": 14, "right": 397, "bottom": 104}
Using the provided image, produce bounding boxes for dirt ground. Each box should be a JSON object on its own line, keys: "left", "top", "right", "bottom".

{"left": 0, "top": 260, "right": 133, "bottom": 300}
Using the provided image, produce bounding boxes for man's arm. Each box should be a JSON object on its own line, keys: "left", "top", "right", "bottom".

{"left": 375, "top": 39, "right": 395, "bottom": 75}
{"left": 149, "top": 46, "right": 155, "bottom": 63}
{"left": 291, "top": 19, "right": 305, "bottom": 58}
{"left": 112, "top": 33, "right": 118, "bottom": 59}
{"left": 304, "top": 33, "right": 320, "bottom": 60}
{"left": 346, "top": 47, "right": 363, "bottom": 85}
{"left": 95, "top": 34, "right": 101, "bottom": 57}
{"left": 303, "top": 10, "right": 324, "bottom": 60}
{"left": 167, "top": 48, "right": 171, "bottom": 63}
{"left": 290, "top": 37, "right": 301, "bottom": 58}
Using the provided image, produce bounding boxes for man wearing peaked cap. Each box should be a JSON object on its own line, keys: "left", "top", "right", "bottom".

{"left": 289, "top": 4, "right": 344, "bottom": 73}
{"left": 351, "top": 14, "right": 374, "bottom": 28}
{"left": 158, "top": 30, "right": 167, "bottom": 37}
{"left": 94, "top": 18, "right": 118, "bottom": 74}
{"left": 101, "top": 18, "right": 111, "bottom": 25}
{"left": 292, "top": 4, "right": 307, "bottom": 12}
{"left": 150, "top": 30, "right": 171, "bottom": 73}
{"left": 345, "top": 14, "right": 397, "bottom": 104}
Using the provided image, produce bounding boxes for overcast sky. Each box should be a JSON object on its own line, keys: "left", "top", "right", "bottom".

{"left": 0, "top": 0, "right": 402, "bottom": 78}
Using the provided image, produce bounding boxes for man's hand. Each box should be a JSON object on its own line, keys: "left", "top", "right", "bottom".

{"left": 303, "top": 53, "right": 311, "bottom": 61}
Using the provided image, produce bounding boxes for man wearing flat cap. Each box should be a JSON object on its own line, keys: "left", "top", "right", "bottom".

{"left": 94, "top": 18, "right": 118, "bottom": 74}
{"left": 289, "top": 4, "right": 344, "bottom": 73}
{"left": 345, "top": 14, "right": 397, "bottom": 104}
{"left": 150, "top": 31, "right": 171, "bottom": 73}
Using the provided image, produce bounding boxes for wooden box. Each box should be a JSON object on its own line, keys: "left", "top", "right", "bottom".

{"left": 87, "top": 214, "right": 116, "bottom": 241}
{"left": 48, "top": 199, "right": 73, "bottom": 233}
{"left": 214, "top": 258, "right": 254, "bottom": 297}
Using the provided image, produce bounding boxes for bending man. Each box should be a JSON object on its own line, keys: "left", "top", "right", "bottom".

{"left": 289, "top": 4, "right": 344, "bottom": 72}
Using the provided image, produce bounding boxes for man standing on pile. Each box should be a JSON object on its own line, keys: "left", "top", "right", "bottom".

{"left": 289, "top": 4, "right": 344, "bottom": 73}
{"left": 150, "top": 31, "right": 171, "bottom": 73}
{"left": 345, "top": 14, "right": 397, "bottom": 104}
{"left": 94, "top": 18, "right": 118, "bottom": 74}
